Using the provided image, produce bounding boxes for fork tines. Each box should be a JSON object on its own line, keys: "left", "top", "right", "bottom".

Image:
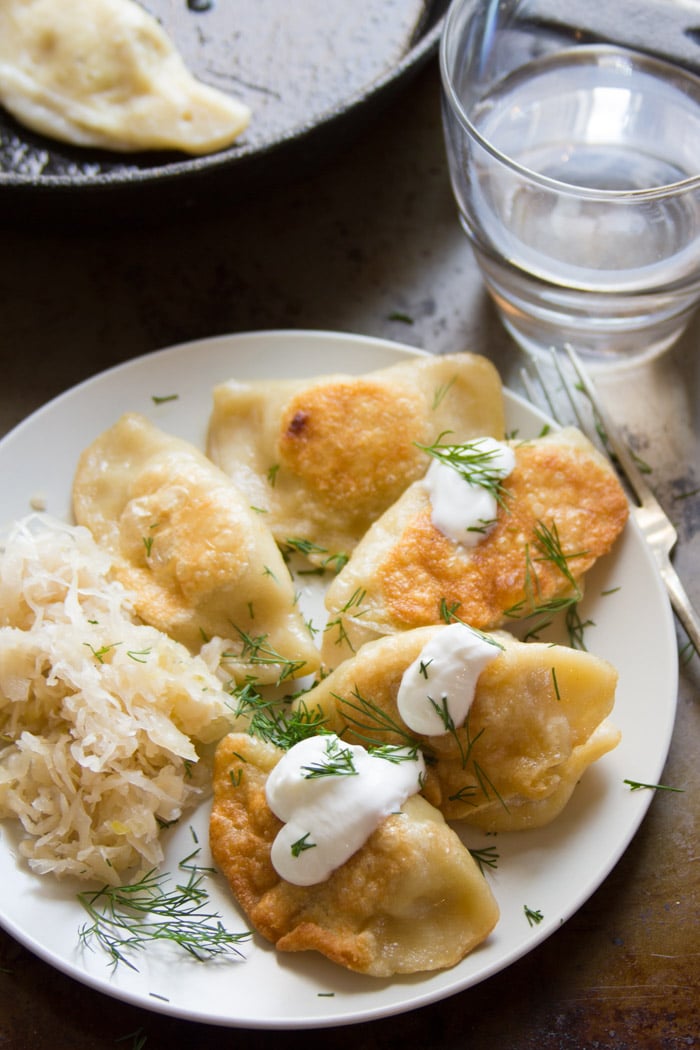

{"left": 521, "top": 344, "right": 700, "bottom": 654}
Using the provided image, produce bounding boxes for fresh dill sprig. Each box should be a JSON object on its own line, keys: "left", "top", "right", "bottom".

{"left": 524, "top": 905, "right": 544, "bottom": 927}
{"left": 368, "top": 743, "right": 422, "bottom": 765}
{"left": 623, "top": 778, "right": 684, "bottom": 793}
{"left": 324, "top": 587, "right": 368, "bottom": 651}
{"left": 416, "top": 433, "right": 512, "bottom": 508}
{"left": 83, "top": 642, "right": 122, "bottom": 664}
{"left": 506, "top": 519, "right": 587, "bottom": 632}
{"left": 229, "top": 682, "right": 328, "bottom": 750}
{"left": 301, "top": 736, "right": 358, "bottom": 779}
{"left": 428, "top": 695, "right": 468, "bottom": 768}
{"left": 565, "top": 604, "right": 594, "bottom": 650}
{"left": 335, "top": 687, "right": 422, "bottom": 750}
{"left": 551, "top": 666, "right": 561, "bottom": 700}
{"left": 432, "top": 376, "right": 457, "bottom": 410}
{"left": 126, "top": 648, "right": 152, "bottom": 664}
{"left": 291, "top": 833, "right": 316, "bottom": 856}
{"left": 283, "top": 537, "right": 328, "bottom": 559}
{"left": 439, "top": 597, "right": 463, "bottom": 624}
{"left": 282, "top": 538, "right": 349, "bottom": 575}
{"left": 447, "top": 709, "right": 509, "bottom": 810}
{"left": 77, "top": 850, "right": 251, "bottom": 971}
{"left": 468, "top": 845, "right": 500, "bottom": 874}
{"left": 222, "top": 627, "right": 308, "bottom": 684}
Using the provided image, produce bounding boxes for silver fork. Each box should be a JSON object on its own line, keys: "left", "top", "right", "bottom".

{"left": 522, "top": 344, "right": 700, "bottom": 655}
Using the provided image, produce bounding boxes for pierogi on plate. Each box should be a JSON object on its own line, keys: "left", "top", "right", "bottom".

{"left": 295, "top": 626, "right": 621, "bottom": 832}
{"left": 322, "top": 427, "right": 629, "bottom": 666}
{"left": 206, "top": 352, "right": 505, "bottom": 567}
{"left": 0, "top": 0, "right": 250, "bottom": 153}
{"left": 209, "top": 732, "right": 500, "bottom": 976}
{"left": 72, "top": 413, "right": 319, "bottom": 684}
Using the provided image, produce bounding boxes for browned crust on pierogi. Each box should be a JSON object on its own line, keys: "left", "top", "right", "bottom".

{"left": 209, "top": 733, "right": 499, "bottom": 976}
{"left": 301, "top": 628, "right": 621, "bottom": 832}
{"left": 277, "top": 378, "right": 428, "bottom": 517}
{"left": 207, "top": 352, "right": 505, "bottom": 565}
{"left": 376, "top": 430, "right": 629, "bottom": 630}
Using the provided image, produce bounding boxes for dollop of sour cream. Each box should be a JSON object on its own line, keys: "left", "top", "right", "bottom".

{"left": 423, "top": 436, "right": 515, "bottom": 547}
{"left": 397, "top": 623, "right": 502, "bottom": 736}
{"left": 265, "top": 734, "right": 425, "bottom": 886}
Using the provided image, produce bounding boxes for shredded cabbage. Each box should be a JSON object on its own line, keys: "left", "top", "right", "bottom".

{"left": 0, "top": 514, "right": 236, "bottom": 884}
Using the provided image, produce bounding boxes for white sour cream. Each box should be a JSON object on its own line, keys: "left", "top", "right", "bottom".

{"left": 265, "top": 734, "right": 425, "bottom": 886}
{"left": 423, "top": 436, "right": 515, "bottom": 547}
{"left": 397, "top": 623, "right": 502, "bottom": 736}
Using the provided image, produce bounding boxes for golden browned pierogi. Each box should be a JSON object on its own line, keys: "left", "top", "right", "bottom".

{"left": 209, "top": 732, "right": 500, "bottom": 976}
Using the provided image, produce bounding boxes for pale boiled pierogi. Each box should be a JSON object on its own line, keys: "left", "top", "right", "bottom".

{"left": 206, "top": 352, "right": 505, "bottom": 568}
{"left": 322, "top": 427, "right": 629, "bottom": 666}
{"left": 72, "top": 413, "right": 319, "bottom": 685}
{"left": 0, "top": 0, "right": 250, "bottom": 153}
{"left": 296, "top": 625, "right": 621, "bottom": 832}
{"left": 209, "top": 732, "right": 500, "bottom": 976}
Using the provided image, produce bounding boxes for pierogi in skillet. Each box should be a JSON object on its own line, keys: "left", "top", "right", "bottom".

{"left": 206, "top": 352, "right": 505, "bottom": 568}
{"left": 0, "top": 0, "right": 250, "bottom": 154}
{"left": 209, "top": 731, "right": 500, "bottom": 976}
{"left": 295, "top": 625, "right": 621, "bottom": 832}
{"left": 322, "top": 427, "right": 629, "bottom": 667}
{"left": 72, "top": 413, "right": 319, "bottom": 684}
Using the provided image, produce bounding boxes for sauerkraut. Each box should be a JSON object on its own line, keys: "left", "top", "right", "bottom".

{"left": 0, "top": 514, "right": 237, "bottom": 884}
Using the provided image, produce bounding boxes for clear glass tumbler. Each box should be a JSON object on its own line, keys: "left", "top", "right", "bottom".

{"left": 440, "top": 0, "right": 700, "bottom": 362}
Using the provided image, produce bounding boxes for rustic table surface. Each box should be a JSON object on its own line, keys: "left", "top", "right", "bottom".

{"left": 1, "top": 51, "right": 698, "bottom": 1050}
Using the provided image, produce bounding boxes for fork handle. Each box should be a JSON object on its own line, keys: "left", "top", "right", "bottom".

{"left": 660, "top": 559, "right": 700, "bottom": 655}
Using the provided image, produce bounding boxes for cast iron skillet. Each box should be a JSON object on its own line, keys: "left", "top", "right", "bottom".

{"left": 0, "top": 0, "right": 448, "bottom": 223}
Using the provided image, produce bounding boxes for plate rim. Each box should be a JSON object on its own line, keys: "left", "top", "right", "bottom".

{"left": 0, "top": 328, "right": 679, "bottom": 1029}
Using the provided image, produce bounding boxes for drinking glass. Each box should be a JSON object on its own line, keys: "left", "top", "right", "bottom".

{"left": 440, "top": 0, "right": 700, "bottom": 362}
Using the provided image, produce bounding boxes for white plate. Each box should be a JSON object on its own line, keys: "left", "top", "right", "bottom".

{"left": 0, "top": 330, "right": 679, "bottom": 1030}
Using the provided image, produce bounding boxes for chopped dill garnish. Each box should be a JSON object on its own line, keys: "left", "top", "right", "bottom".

{"left": 301, "top": 736, "right": 358, "bottom": 778}
{"left": 524, "top": 905, "right": 544, "bottom": 926}
{"left": 468, "top": 845, "right": 499, "bottom": 874}
{"left": 249, "top": 698, "right": 328, "bottom": 751}
{"left": 222, "top": 627, "right": 308, "bottom": 684}
{"left": 565, "top": 604, "right": 594, "bottom": 650}
{"left": 439, "top": 597, "right": 463, "bottom": 624}
{"left": 84, "top": 642, "right": 121, "bottom": 663}
{"left": 291, "top": 833, "right": 316, "bottom": 856}
{"left": 369, "top": 744, "right": 422, "bottom": 765}
{"left": 283, "top": 538, "right": 349, "bottom": 575}
{"left": 126, "top": 648, "right": 151, "bottom": 663}
{"left": 143, "top": 536, "right": 154, "bottom": 557}
{"left": 284, "top": 537, "right": 328, "bottom": 559}
{"left": 324, "top": 587, "right": 368, "bottom": 651}
{"left": 623, "top": 779, "right": 684, "bottom": 793}
{"left": 415, "top": 433, "right": 512, "bottom": 508}
{"left": 505, "top": 519, "right": 587, "bottom": 632}
{"left": 77, "top": 850, "right": 251, "bottom": 971}
{"left": 432, "top": 376, "right": 457, "bottom": 410}
{"left": 151, "top": 394, "right": 179, "bottom": 405}
{"left": 267, "top": 464, "right": 280, "bottom": 486}
{"left": 335, "top": 687, "right": 421, "bottom": 750}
